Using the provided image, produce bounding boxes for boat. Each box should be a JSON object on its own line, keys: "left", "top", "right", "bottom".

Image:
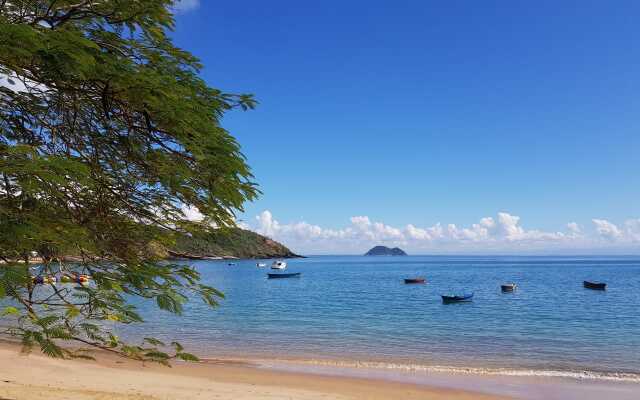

{"left": 583, "top": 281, "right": 606, "bottom": 290}
{"left": 501, "top": 283, "right": 517, "bottom": 292}
{"left": 60, "top": 274, "right": 90, "bottom": 284}
{"left": 441, "top": 293, "right": 473, "bottom": 303}
{"left": 227, "top": 263, "right": 236, "bottom": 266}
{"left": 271, "top": 260, "right": 287, "bottom": 270}
{"left": 404, "top": 278, "right": 426, "bottom": 284}
{"left": 256, "top": 262, "right": 267, "bottom": 267}
{"left": 32, "top": 276, "right": 57, "bottom": 285}
{"left": 267, "top": 272, "right": 301, "bottom": 279}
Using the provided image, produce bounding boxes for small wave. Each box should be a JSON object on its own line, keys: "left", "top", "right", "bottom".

{"left": 240, "top": 358, "right": 640, "bottom": 383}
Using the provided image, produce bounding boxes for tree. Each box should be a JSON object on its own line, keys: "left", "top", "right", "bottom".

{"left": 0, "top": 1, "right": 258, "bottom": 363}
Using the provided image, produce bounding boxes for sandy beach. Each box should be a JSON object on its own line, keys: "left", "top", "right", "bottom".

{"left": 0, "top": 343, "right": 509, "bottom": 400}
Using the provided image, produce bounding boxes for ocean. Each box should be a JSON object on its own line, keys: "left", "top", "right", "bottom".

{"left": 117, "top": 255, "right": 640, "bottom": 382}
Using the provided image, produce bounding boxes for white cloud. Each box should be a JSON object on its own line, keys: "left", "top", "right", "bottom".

{"left": 567, "top": 222, "right": 581, "bottom": 234}
{"left": 173, "top": 0, "right": 200, "bottom": 12}
{"left": 592, "top": 219, "right": 622, "bottom": 240}
{"left": 623, "top": 219, "right": 640, "bottom": 242}
{"left": 479, "top": 217, "right": 496, "bottom": 229}
{"left": 496, "top": 212, "right": 525, "bottom": 239}
{"left": 181, "top": 204, "right": 204, "bottom": 221}
{"left": 350, "top": 216, "right": 403, "bottom": 241}
{"left": 0, "top": 73, "right": 25, "bottom": 92}
{"left": 405, "top": 224, "right": 431, "bottom": 240}
{"left": 256, "top": 210, "right": 278, "bottom": 236}
{"left": 240, "top": 210, "right": 640, "bottom": 254}
{"left": 0, "top": 69, "right": 49, "bottom": 94}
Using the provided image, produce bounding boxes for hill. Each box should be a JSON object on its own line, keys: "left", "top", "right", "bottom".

{"left": 364, "top": 246, "right": 407, "bottom": 256}
{"left": 171, "top": 228, "right": 301, "bottom": 259}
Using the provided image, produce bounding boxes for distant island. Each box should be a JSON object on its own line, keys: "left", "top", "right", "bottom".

{"left": 364, "top": 246, "right": 407, "bottom": 256}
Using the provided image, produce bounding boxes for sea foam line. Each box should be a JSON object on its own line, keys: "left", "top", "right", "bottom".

{"left": 233, "top": 358, "right": 640, "bottom": 383}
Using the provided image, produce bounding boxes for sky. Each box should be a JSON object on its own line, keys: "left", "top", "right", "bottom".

{"left": 171, "top": 1, "right": 639, "bottom": 254}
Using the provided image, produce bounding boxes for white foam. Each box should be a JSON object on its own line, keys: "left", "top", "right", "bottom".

{"left": 227, "top": 357, "right": 640, "bottom": 383}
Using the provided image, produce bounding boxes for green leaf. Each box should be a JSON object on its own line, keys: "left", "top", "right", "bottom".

{"left": 2, "top": 306, "right": 19, "bottom": 316}
{"left": 144, "top": 337, "right": 165, "bottom": 347}
{"left": 176, "top": 352, "right": 199, "bottom": 362}
{"left": 171, "top": 341, "right": 184, "bottom": 352}
{"left": 65, "top": 306, "right": 80, "bottom": 319}
{"left": 0, "top": 0, "right": 254, "bottom": 365}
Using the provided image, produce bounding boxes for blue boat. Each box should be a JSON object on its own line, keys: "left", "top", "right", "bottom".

{"left": 441, "top": 293, "right": 473, "bottom": 303}
{"left": 501, "top": 283, "right": 517, "bottom": 292}
{"left": 267, "top": 272, "right": 301, "bottom": 279}
{"left": 583, "top": 281, "right": 606, "bottom": 290}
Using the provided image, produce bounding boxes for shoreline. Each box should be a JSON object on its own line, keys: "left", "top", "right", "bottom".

{"left": 0, "top": 342, "right": 510, "bottom": 400}
{"left": 224, "top": 355, "right": 640, "bottom": 383}
{"left": 1, "top": 342, "right": 639, "bottom": 400}
{"left": 241, "top": 357, "right": 640, "bottom": 400}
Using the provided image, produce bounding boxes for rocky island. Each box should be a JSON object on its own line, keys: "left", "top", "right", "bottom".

{"left": 364, "top": 246, "right": 407, "bottom": 256}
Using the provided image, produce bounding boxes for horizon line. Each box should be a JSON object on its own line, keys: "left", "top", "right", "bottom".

{"left": 296, "top": 253, "right": 640, "bottom": 257}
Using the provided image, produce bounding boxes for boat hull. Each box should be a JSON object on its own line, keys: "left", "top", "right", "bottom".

{"left": 441, "top": 294, "right": 473, "bottom": 303}
{"left": 501, "top": 284, "right": 517, "bottom": 292}
{"left": 268, "top": 273, "right": 301, "bottom": 279}
{"left": 404, "top": 278, "right": 426, "bottom": 284}
{"left": 583, "top": 281, "right": 606, "bottom": 290}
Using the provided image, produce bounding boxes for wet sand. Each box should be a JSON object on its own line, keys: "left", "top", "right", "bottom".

{"left": 0, "top": 343, "right": 509, "bottom": 400}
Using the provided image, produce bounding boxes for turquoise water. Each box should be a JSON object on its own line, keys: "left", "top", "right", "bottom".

{"left": 118, "top": 256, "right": 640, "bottom": 379}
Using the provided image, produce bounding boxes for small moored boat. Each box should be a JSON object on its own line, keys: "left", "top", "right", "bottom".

{"left": 271, "top": 260, "right": 287, "bottom": 270}
{"left": 257, "top": 262, "right": 267, "bottom": 267}
{"left": 404, "top": 278, "right": 426, "bottom": 284}
{"left": 583, "top": 281, "right": 606, "bottom": 290}
{"left": 32, "top": 276, "right": 57, "bottom": 285}
{"left": 61, "top": 274, "right": 90, "bottom": 285}
{"left": 501, "top": 283, "right": 517, "bottom": 292}
{"left": 267, "top": 272, "right": 301, "bottom": 279}
{"left": 441, "top": 293, "right": 473, "bottom": 303}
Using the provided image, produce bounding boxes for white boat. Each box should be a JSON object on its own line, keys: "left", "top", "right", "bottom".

{"left": 257, "top": 262, "right": 267, "bottom": 267}
{"left": 271, "top": 260, "right": 287, "bottom": 270}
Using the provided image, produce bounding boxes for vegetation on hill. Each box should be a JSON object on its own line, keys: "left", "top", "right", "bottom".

{"left": 172, "top": 228, "right": 300, "bottom": 259}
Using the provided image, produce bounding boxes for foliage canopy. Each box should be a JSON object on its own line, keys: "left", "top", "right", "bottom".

{"left": 0, "top": 0, "right": 258, "bottom": 363}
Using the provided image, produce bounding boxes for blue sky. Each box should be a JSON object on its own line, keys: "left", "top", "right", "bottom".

{"left": 171, "top": 1, "right": 640, "bottom": 254}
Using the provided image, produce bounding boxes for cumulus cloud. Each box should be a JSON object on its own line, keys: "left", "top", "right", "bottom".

{"left": 567, "top": 222, "right": 581, "bottom": 234}
{"left": 350, "top": 216, "right": 404, "bottom": 241}
{"left": 177, "top": 208, "right": 639, "bottom": 253}
{"left": 0, "top": 69, "right": 49, "bottom": 94}
{"left": 592, "top": 219, "right": 622, "bottom": 240}
{"left": 496, "top": 212, "right": 524, "bottom": 239}
{"left": 256, "top": 210, "right": 278, "bottom": 236}
{"left": 624, "top": 219, "right": 640, "bottom": 242}
{"left": 0, "top": 73, "right": 25, "bottom": 92}
{"left": 181, "top": 204, "right": 204, "bottom": 222}
{"left": 173, "top": 0, "right": 200, "bottom": 12}
{"left": 405, "top": 224, "right": 431, "bottom": 240}
{"left": 241, "top": 210, "right": 640, "bottom": 254}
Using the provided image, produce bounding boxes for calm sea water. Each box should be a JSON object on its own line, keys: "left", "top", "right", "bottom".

{"left": 118, "top": 256, "right": 640, "bottom": 379}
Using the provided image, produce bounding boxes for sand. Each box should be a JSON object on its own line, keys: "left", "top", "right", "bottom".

{"left": 0, "top": 344, "right": 510, "bottom": 400}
